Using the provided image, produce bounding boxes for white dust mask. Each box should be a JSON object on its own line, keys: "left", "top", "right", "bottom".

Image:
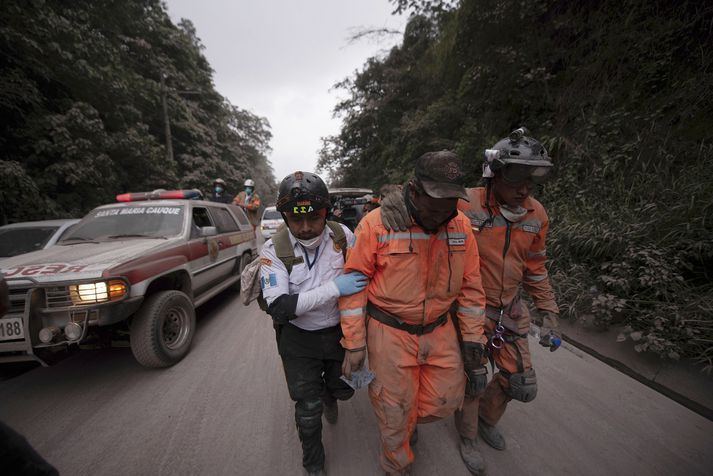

{"left": 297, "top": 234, "right": 323, "bottom": 250}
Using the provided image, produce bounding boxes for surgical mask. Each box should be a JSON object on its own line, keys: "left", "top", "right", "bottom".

{"left": 500, "top": 203, "right": 528, "bottom": 223}
{"left": 245, "top": 187, "right": 254, "bottom": 194}
{"left": 297, "top": 233, "right": 323, "bottom": 250}
{"left": 214, "top": 186, "right": 224, "bottom": 194}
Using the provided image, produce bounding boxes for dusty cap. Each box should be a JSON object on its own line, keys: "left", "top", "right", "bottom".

{"left": 415, "top": 150, "right": 469, "bottom": 201}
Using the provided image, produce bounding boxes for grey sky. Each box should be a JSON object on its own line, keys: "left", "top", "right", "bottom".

{"left": 165, "top": 0, "right": 406, "bottom": 185}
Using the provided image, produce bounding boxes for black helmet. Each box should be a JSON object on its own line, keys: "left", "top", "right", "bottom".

{"left": 484, "top": 127, "right": 553, "bottom": 184}
{"left": 276, "top": 171, "right": 330, "bottom": 214}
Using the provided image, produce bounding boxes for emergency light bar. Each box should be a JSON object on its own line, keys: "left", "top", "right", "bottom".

{"left": 116, "top": 189, "right": 204, "bottom": 202}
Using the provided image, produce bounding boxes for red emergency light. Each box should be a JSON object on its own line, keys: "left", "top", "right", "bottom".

{"left": 116, "top": 189, "right": 204, "bottom": 202}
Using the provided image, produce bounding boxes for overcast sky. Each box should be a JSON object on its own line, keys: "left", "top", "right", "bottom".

{"left": 164, "top": 0, "right": 407, "bottom": 184}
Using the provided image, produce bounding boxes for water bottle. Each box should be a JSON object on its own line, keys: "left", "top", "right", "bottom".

{"left": 529, "top": 324, "right": 561, "bottom": 352}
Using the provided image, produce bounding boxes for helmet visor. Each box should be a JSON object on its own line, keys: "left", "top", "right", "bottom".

{"left": 500, "top": 164, "right": 552, "bottom": 185}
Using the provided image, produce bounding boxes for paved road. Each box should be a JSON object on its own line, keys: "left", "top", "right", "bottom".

{"left": 1, "top": 291, "right": 711, "bottom": 476}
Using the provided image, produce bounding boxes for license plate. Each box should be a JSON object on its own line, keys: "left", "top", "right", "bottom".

{"left": 0, "top": 318, "right": 25, "bottom": 341}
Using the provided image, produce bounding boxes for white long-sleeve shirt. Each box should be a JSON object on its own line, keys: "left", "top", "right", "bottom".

{"left": 259, "top": 224, "right": 354, "bottom": 331}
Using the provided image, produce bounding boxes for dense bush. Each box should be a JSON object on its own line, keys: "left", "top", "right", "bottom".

{"left": 320, "top": 0, "right": 713, "bottom": 369}
{"left": 0, "top": 0, "right": 275, "bottom": 224}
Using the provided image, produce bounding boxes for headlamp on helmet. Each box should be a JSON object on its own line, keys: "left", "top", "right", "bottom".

{"left": 276, "top": 171, "right": 330, "bottom": 215}
{"left": 482, "top": 127, "right": 554, "bottom": 182}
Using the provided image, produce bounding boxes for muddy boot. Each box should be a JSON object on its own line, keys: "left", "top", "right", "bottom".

{"left": 409, "top": 427, "right": 418, "bottom": 446}
{"left": 322, "top": 394, "right": 338, "bottom": 425}
{"left": 478, "top": 418, "right": 506, "bottom": 451}
{"left": 459, "top": 437, "right": 486, "bottom": 475}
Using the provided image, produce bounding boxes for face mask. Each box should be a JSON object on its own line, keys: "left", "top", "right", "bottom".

{"left": 296, "top": 233, "right": 323, "bottom": 250}
{"left": 214, "top": 186, "right": 224, "bottom": 194}
{"left": 500, "top": 203, "right": 528, "bottom": 223}
{"left": 245, "top": 187, "right": 254, "bottom": 195}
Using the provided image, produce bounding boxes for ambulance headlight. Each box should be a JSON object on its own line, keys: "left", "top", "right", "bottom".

{"left": 69, "top": 280, "right": 128, "bottom": 304}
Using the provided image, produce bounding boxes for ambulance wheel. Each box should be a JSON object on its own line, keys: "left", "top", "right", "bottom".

{"left": 130, "top": 290, "right": 195, "bottom": 368}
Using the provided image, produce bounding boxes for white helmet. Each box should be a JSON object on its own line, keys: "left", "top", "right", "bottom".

{"left": 244, "top": 179, "right": 255, "bottom": 187}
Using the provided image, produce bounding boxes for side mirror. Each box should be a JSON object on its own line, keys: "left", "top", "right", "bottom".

{"left": 200, "top": 226, "right": 218, "bottom": 237}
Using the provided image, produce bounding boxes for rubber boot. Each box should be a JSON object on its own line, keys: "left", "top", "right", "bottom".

{"left": 459, "top": 437, "right": 486, "bottom": 475}
{"left": 322, "top": 394, "right": 338, "bottom": 425}
{"left": 478, "top": 418, "right": 506, "bottom": 451}
{"left": 305, "top": 467, "right": 326, "bottom": 476}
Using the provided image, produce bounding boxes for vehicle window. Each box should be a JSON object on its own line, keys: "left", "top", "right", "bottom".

{"left": 190, "top": 207, "right": 213, "bottom": 239}
{"left": 58, "top": 224, "right": 77, "bottom": 240}
{"left": 0, "top": 227, "right": 58, "bottom": 257}
{"left": 209, "top": 207, "right": 239, "bottom": 233}
{"left": 230, "top": 205, "right": 250, "bottom": 226}
{"left": 262, "top": 210, "right": 282, "bottom": 220}
{"left": 62, "top": 206, "right": 184, "bottom": 242}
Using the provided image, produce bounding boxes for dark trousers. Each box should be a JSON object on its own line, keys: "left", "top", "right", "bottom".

{"left": 277, "top": 323, "right": 355, "bottom": 471}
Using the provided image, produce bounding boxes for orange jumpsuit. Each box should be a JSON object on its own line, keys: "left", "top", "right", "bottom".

{"left": 233, "top": 190, "right": 261, "bottom": 228}
{"left": 455, "top": 187, "right": 559, "bottom": 440}
{"left": 339, "top": 209, "right": 486, "bottom": 473}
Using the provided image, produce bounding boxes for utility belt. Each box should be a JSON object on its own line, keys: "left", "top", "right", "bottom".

{"left": 367, "top": 302, "right": 448, "bottom": 336}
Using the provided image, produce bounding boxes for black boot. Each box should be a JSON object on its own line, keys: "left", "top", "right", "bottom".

{"left": 322, "top": 393, "right": 338, "bottom": 424}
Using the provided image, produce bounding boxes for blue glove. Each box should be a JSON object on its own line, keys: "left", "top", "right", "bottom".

{"left": 334, "top": 272, "right": 368, "bottom": 296}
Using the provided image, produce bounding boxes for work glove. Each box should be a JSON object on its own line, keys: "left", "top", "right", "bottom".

{"left": 539, "top": 311, "right": 562, "bottom": 352}
{"left": 379, "top": 185, "right": 411, "bottom": 232}
{"left": 334, "top": 272, "right": 368, "bottom": 296}
{"left": 461, "top": 342, "right": 488, "bottom": 399}
{"left": 341, "top": 348, "right": 366, "bottom": 380}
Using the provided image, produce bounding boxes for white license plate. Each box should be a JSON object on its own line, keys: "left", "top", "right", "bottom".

{"left": 0, "top": 318, "right": 25, "bottom": 341}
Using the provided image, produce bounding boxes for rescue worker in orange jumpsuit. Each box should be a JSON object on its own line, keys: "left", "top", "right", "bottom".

{"left": 233, "top": 178, "right": 261, "bottom": 230}
{"left": 340, "top": 151, "right": 488, "bottom": 475}
{"left": 380, "top": 128, "right": 562, "bottom": 474}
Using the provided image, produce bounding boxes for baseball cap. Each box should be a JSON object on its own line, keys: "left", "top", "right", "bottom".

{"left": 415, "top": 151, "right": 469, "bottom": 201}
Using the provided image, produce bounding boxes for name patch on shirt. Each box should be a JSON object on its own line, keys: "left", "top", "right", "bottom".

{"left": 449, "top": 238, "right": 466, "bottom": 246}
{"left": 260, "top": 273, "right": 278, "bottom": 289}
{"left": 522, "top": 224, "right": 540, "bottom": 234}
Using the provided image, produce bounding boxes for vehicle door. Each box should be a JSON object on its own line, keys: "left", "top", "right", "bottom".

{"left": 206, "top": 205, "right": 244, "bottom": 280}
{"left": 187, "top": 206, "right": 224, "bottom": 295}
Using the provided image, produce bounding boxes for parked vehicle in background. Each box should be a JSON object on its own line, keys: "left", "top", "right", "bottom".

{"left": 259, "top": 206, "right": 284, "bottom": 239}
{"left": 0, "top": 219, "right": 80, "bottom": 264}
{"left": 328, "top": 187, "right": 373, "bottom": 231}
{"left": 0, "top": 190, "right": 256, "bottom": 368}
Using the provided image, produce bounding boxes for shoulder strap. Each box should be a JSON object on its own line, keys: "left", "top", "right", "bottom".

{"left": 272, "top": 226, "right": 297, "bottom": 275}
{"left": 326, "top": 220, "right": 347, "bottom": 262}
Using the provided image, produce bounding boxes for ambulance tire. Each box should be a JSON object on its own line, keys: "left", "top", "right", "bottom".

{"left": 130, "top": 290, "right": 196, "bottom": 368}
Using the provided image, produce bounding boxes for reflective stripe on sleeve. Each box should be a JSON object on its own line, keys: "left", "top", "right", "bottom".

{"left": 340, "top": 307, "right": 365, "bottom": 317}
{"left": 458, "top": 306, "right": 485, "bottom": 316}
{"left": 528, "top": 249, "right": 547, "bottom": 258}
{"left": 525, "top": 273, "right": 547, "bottom": 282}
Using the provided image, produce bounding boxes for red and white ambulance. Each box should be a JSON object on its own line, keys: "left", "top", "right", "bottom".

{"left": 0, "top": 190, "right": 256, "bottom": 368}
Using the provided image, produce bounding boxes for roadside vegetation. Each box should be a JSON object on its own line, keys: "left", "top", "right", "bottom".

{"left": 318, "top": 0, "right": 713, "bottom": 369}
{"left": 0, "top": 0, "right": 275, "bottom": 225}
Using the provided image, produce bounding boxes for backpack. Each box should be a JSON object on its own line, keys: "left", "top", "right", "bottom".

{"left": 240, "top": 221, "right": 348, "bottom": 311}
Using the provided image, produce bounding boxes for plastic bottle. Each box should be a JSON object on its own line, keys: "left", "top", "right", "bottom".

{"left": 529, "top": 324, "right": 561, "bottom": 351}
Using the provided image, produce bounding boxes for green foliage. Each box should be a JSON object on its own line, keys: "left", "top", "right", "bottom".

{"left": 0, "top": 0, "right": 275, "bottom": 224}
{"left": 322, "top": 0, "right": 713, "bottom": 368}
